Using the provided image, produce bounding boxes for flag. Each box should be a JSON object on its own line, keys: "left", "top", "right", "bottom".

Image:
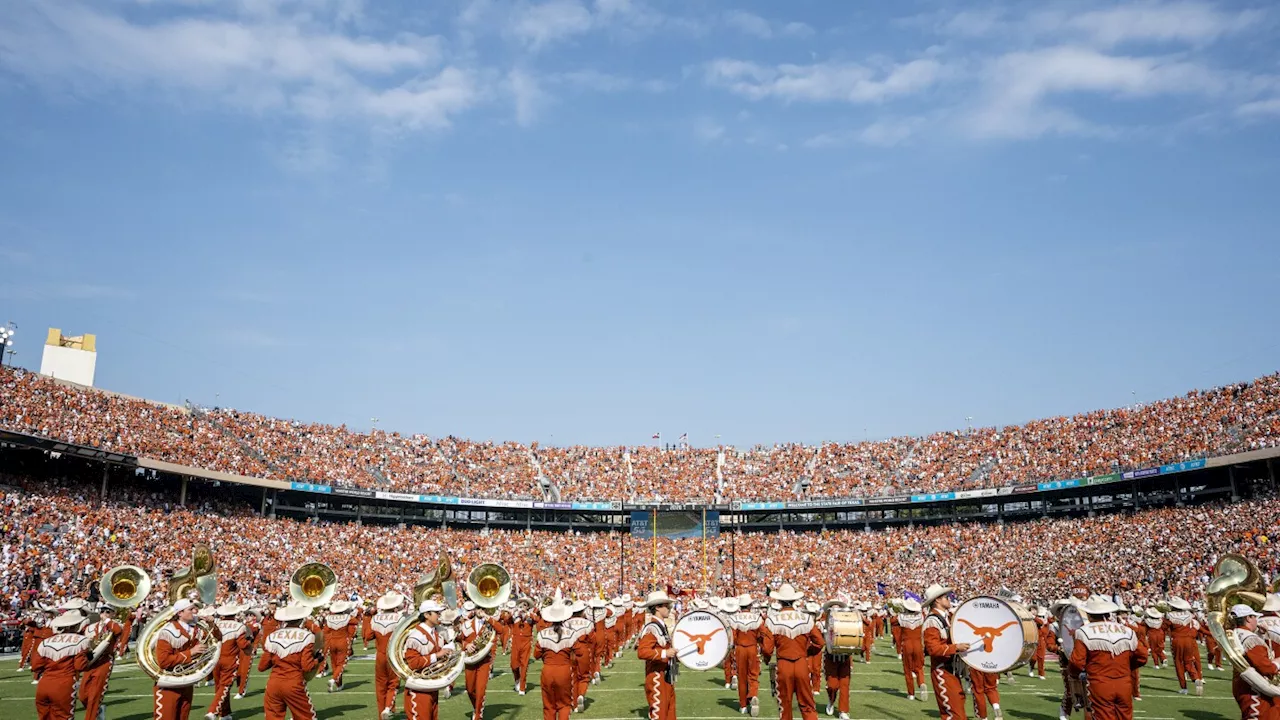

{"left": 651, "top": 432, "right": 660, "bottom": 439}
{"left": 903, "top": 590, "right": 923, "bottom": 603}
{"left": 679, "top": 433, "right": 688, "bottom": 442}
{"left": 876, "top": 582, "right": 886, "bottom": 597}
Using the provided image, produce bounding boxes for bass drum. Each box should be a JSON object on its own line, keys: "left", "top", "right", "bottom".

{"left": 671, "top": 610, "right": 729, "bottom": 671}
{"left": 823, "top": 610, "right": 864, "bottom": 655}
{"left": 952, "top": 596, "right": 1038, "bottom": 673}
{"left": 1057, "top": 604, "right": 1085, "bottom": 661}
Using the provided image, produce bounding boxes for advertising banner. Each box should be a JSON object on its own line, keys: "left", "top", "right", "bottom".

{"left": 1160, "top": 459, "right": 1207, "bottom": 474}
{"left": 332, "top": 487, "right": 376, "bottom": 499}
{"left": 290, "top": 481, "right": 332, "bottom": 494}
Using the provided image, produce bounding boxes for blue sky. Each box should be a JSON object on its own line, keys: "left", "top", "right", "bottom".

{"left": 1, "top": 0, "right": 1278, "bottom": 448}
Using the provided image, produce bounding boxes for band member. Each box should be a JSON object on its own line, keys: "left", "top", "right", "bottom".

{"left": 1143, "top": 609, "right": 1166, "bottom": 669}
{"left": 726, "top": 595, "right": 768, "bottom": 716}
{"left": 1227, "top": 604, "right": 1279, "bottom": 720}
{"left": 323, "top": 600, "right": 357, "bottom": 693}
{"left": 32, "top": 611, "right": 92, "bottom": 720}
{"left": 898, "top": 598, "right": 927, "bottom": 701}
{"left": 80, "top": 604, "right": 125, "bottom": 720}
{"left": 890, "top": 607, "right": 902, "bottom": 659}
{"left": 820, "top": 601, "right": 852, "bottom": 720}
{"left": 258, "top": 600, "right": 281, "bottom": 653}
{"left": 535, "top": 599, "right": 577, "bottom": 720}
{"left": 970, "top": 668, "right": 1002, "bottom": 720}
{"left": 1164, "top": 598, "right": 1203, "bottom": 695}
{"left": 19, "top": 612, "right": 39, "bottom": 671}
{"left": 404, "top": 599, "right": 454, "bottom": 720}
{"left": 804, "top": 602, "right": 824, "bottom": 695}
{"left": 258, "top": 603, "right": 320, "bottom": 720}
{"left": 604, "top": 599, "right": 621, "bottom": 667}
{"left": 1203, "top": 616, "right": 1224, "bottom": 672}
{"left": 460, "top": 603, "right": 495, "bottom": 720}
{"left": 1123, "top": 606, "right": 1145, "bottom": 702}
{"left": 588, "top": 598, "right": 609, "bottom": 683}
{"left": 1032, "top": 608, "right": 1053, "bottom": 680}
{"left": 858, "top": 603, "right": 874, "bottom": 664}
{"left": 922, "top": 584, "right": 972, "bottom": 720}
{"left": 637, "top": 591, "right": 676, "bottom": 720}
{"left": 511, "top": 605, "right": 536, "bottom": 695}
{"left": 762, "top": 584, "right": 824, "bottom": 720}
{"left": 1256, "top": 595, "right": 1280, "bottom": 658}
{"left": 30, "top": 607, "right": 56, "bottom": 684}
{"left": 568, "top": 601, "right": 595, "bottom": 712}
{"left": 234, "top": 607, "right": 260, "bottom": 699}
{"left": 1068, "top": 597, "right": 1147, "bottom": 720}
{"left": 367, "top": 591, "right": 407, "bottom": 719}
{"left": 206, "top": 602, "right": 251, "bottom": 720}
{"left": 154, "top": 598, "right": 211, "bottom": 720}
{"left": 713, "top": 597, "right": 737, "bottom": 691}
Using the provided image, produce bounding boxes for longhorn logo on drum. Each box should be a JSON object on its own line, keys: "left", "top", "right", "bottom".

{"left": 956, "top": 618, "right": 1018, "bottom": 652}
{"left": 676, "top": 627, "right": 724, "bottom": 654}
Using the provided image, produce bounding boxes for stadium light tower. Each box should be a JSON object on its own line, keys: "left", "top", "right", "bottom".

{"left": 0, "top": 323, "right": 14, "bottom": 366}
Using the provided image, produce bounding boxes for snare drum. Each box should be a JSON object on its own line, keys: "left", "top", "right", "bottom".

{"left": 823, "top": 610, "right": 865, "bottom": 655}
{"left": 672, "top": 610, "right": 729, "bottom": 671}
{"left": 952, "top": 596, "right": 1037, "bottom": 673}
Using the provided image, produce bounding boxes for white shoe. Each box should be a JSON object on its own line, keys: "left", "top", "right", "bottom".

{"left": 839, "top": 714, "right": 849, "bottom": 720}
{"left": 1195, "top": 680, "right": 1204, "bottom": 697}
{"left": 205, "top": 714, "right": 219, "bottom": 720}
{"left": 382, "top": 709, "right": 392, "bottom": 719}
{"left": 740, "top": 708, "right": 748, "bottom": 715}
{"left": 577, "top": 696, "right": 585, "bottom": 713}
{"left": 1039, "top": 675, "right": 1046, "bottom": 680}
{"left": 826, "top": 703, "right": 835, "bottom": 716}
{"left": 731, "top": 677, "right": 738, "bottom": 689}
{"left": 897, "top": 654, "right": 902, "bottom": 659}
{"left": 328, "top": 679, "right": 335, "bottom": 693}
{"left": 31, "top": 680, "right": 39, "bottom": 685}
{"left": 1178, "top": 688, "right": 1188, "bottom": 695}
{"left": 1135, "top": 696, "right": 1143, "bottom": 702}
{"left": 907, "top": 695, "right": 915, "bottom": 702}
{"left": 750, "top": 696, "right": 760, "bottom": 717}
{"left": 726, "top": 683, "right": 732, "bottom": 690}
{"left": 519, "top": 690, "right": 526, "bottom": 696}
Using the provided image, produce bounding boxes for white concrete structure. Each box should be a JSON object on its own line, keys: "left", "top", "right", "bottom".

{"left": 40, "top": 328, "right": 97, "bottom": 387}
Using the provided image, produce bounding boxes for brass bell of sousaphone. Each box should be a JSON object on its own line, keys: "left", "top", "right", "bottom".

{"left": 290, "top": 562, "right": 338, "bottom": 609}
{"left": 100, "top": 565, "right": 152, "bottom": 609}
{"left": 465, "top": 563, "right": 512, "bottom": 610}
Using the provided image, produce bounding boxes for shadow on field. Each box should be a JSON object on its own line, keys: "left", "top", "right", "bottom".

{"left": 1182, "top": 711, "right": 1230, "bottom": 720}
{"left": 480, "top": 701, "right": 523, "bottom": 720}
{"left": 716, "top": 697, "right": 741, "bottom": 712}
{"left": 340, "top": 679, "right": 369, "bottom": 691}
{"left": 862, "top": 704, "right": 908, "bottom": 720}
{"left": 317, "top": 703, "right": 363, "bottom": 719}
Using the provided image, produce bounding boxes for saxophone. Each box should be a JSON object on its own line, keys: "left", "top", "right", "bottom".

{"left": 136, "top": 545, "right": 222, "bottom": 688}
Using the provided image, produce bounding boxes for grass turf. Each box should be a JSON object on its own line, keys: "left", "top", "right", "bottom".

{"left": 0, "top": 638, "right": 1239, "bottom": 720}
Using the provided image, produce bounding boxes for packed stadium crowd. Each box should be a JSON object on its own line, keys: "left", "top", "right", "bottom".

{"left": 4, "top": 469, "right": 1279, "bottom": 622}
{"left": 3, "top": 366, "right": 1278, "bottom": 503}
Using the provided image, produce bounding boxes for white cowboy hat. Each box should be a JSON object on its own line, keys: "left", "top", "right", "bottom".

{"left": 720, "top": 598, "right": 741, "bottom": 613}
{"left": 737, "top": 594, "right": 754, "bottom": 607}
{"left": 377, "top": 592, "right": 406, "bottom": 611}
{"left": 901, "top": 599, "right": 922, "bottom": 613}
{"left": 504, "top": 600, "right": 517, "bottom": 610}
{"left": 1168, "top": 597, "right": 1192, "bottom": 611}
{"left": 1146, "top": 608, "right": 1163, "bottom": 620}
{"left": 770, "top": 601, "right": 782, "bottom": 611}
{"left": 1263, "top": 595, "right": 1280, "bottom": 613}
{"left": 441, "top": 609, "right": 458, "bottom": 624}
{"left": 197, "top": 606, "right": 218, "bottom": 618}
{"left": 621, "top": 594, "right": 633, "bottom": 603}
{"left": 803, "top": 601, "right": 820, "bottom": 614}
{"left": 329, "top": 600, "right": 353, "bottom": 614}
{"left": 570, "top": 600, "right": 586, "bottom": 614}
{"left": 419, "top": 599, "right": 446, "bottom": 614}
{"left": 172, "top": 598, "right": 197, "bottom": 614}
{"left": 58, "top": 598, "right": 89, "bottom": 612}
{"left": 216, "top": 602, "right": 244, "bottom": 617}
{"left": 769, "top": 583, "right": 804, "bottom": 603}
{"left": 51, "top": 612, "right": 85, "bottom": 631}
{"left": 922, "top": 584, "right": 952, "bottom": 606}
{"left": 462, "top": 601, "right": 476, "bottom": 612}
{"left": 641, "top": 590, "right": 674, "bottom": 609}
{"left": 708, "top": 595, "right": 722, "bottom": 606}
{"left": 692, "top": 598, "right": 709, "bottom": 610}
{"left": 275, "top": 604, "right": 310, "bottom": 623}
{"left": 1082, "top": 597, "right": 1119, "bottom": 616}
{"left": 587, "top": 598, "right": 607, "bottom": 609}
{"left": 542, "top": 602, "right": 572, "bottom": 623}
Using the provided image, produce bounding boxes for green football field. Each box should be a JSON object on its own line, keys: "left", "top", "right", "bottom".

{"left": 0, "top": 638, "right": 1240, "bottom": 720}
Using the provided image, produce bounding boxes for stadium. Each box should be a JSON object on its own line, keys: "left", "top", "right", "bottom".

{"left": 5, "top": 2, "right": 1280, "bottom": 720}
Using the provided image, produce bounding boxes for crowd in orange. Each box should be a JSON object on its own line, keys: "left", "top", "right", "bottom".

{"left": 4, "top": 469, "right": 1278, "bottom": 621}
{"left": 2, "top": 366, "right": 1277, "bottom": 503}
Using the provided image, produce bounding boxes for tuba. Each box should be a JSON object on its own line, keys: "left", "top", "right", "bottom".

{"left": 136, "top": 545, "right": 222, "bottom": 687}
{"left": 288, "top": 562, "right": 338, "bottom": 682}
{"left": 90, "top": 565, "right": 153, "bottom": 662}
{"left": 388, "top": 554, "right": 465, "bottom": 691}
{"left": 462, "top": 563, "right": 510, "bottom": 664}
{"left": 1205, "top": 553, "right": 1280, "bottom": 697}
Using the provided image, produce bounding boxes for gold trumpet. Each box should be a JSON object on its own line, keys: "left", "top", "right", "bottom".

{"left": 1205, "top": 553, "right": 1280, "bottom": 697}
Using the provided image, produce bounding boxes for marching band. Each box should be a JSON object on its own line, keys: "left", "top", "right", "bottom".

{"left": 20, "top": 549, "right": 1280, "bottom": 720}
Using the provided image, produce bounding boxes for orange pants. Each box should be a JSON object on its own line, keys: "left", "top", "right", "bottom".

{"left": 736, "top": 646, "right": 761, "bottom": 708}
{"left": 1147, "top": 633, "right": 1165, "bottom": 666}
{"left": 375, "top": 659, "right": 399, "bottom": 715}
{"left": 725, "top": 646, "right": 737, "bottom": 686}
{"left": 776, "top": 657, "right": 818, "bottom": 720}
{"left": 511, "top": 642, "right": 532, "bottom": 691}
{"left": 1032, "top": 652, "right": 1046, "bottom": 677}
{"left": 1235, "top": 676, "right": 1277, "bottom": 720}
{"left": 902, "top": 646, "right": 925, "bottom": 696}
{"left": 1207, "top": 640, "right": 1222, "bottom": 668}
{"left": 153, "top": 685, "right": 194, "bottom": 720}
{"left": 238, "top": 651, "right": 253, "bottom": 694}
{"left": 808, "top": 652, "right": 822, "bottom": 694}
{"left": 466, "top": 659, "right": 492, "bottom": 720}
{"left": 208, "top": 659, "right": 239, "bottom": 716}
{"left": 264, "top": 678, "right": 315, "bottom": 720}
{"left": 541, "top": 663, "right": 574, "bottom": 720}
{"left": 1131, "top": 667, "right": 1141, "bottom": 699}
{"left": 327, "top": 646, "right": 349, "bottom": 687}
{"left": 1172, "top": 639, "right": 1202, "bottom": 689}
{"left": 405, "top": 689, "right": 439, "bottom": 720}
{"left": 824, "top": 654, "right": 851, "bottom": 714}
{"left": 862, "top": 635, "right": 873, "bottom": 663}
{"left": 930, "top": 664, "right": 967, "bottom": 720}
{"left": 970, "top": 669, "right": 1000, "bottom": 718}
{"left": 1085, "top": 678, "right": 1132, "bottom": 720}
{"left": 20, "top": 634, "right": 36, "bottom": 668}
{"left": 35, "top": 678, "right": 74, "bottom": 720}
{"left": 573, "top": 651, "right": 592, "bottom": 702}
{"left": 644, "top": 670, "right": 675, "bottom": 720}
{"left": 79, "top": 661, "right": 113, "bottom": 720}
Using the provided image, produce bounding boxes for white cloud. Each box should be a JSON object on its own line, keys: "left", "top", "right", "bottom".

{"left": 551, "top": 69, "right": 669, "bottom": 93}
{"left": 1236, "top": 98, "right": 1280, "bottom": 118}
{"left": 1061, "top": 1, "right": 1264, "bottom": 47}
{"left": 693, "top": 116, "right": 725, "bottom": 143}
{"left": 803, "top": 118, "right": 924, "bottom": 148}
{"left": 0, "top": 1, "right": 479, "bottom": 130}
{"left": 724, "top": 10, "right": 813, "bottom": 39}
{"left": 704, "top": 57, "right": 942, "bottom": 103}
{"left": 508, "top": 0, "right": 595, "bottom": 50}
{"left": 509, "top": 68, "right": 550, "bottom": 125}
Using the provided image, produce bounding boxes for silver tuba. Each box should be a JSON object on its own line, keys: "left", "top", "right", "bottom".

{"left": 461, "top": 562, "right": 510, "bottom": 664}
{"left": 136, "top": 545, "right": 222, "bottom": 688}
{"left": 288, "top": 561, "right": 338, "bottom": 682}
{"left": 88, "top": 564, "right": 153, "bottom": 663}
{"left": 389, "top": 554, "right": 465, "bottom": 691}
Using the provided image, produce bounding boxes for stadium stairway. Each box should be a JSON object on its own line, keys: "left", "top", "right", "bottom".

{"left": 186, "top": 403, "right": 284, "bottom": 476}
